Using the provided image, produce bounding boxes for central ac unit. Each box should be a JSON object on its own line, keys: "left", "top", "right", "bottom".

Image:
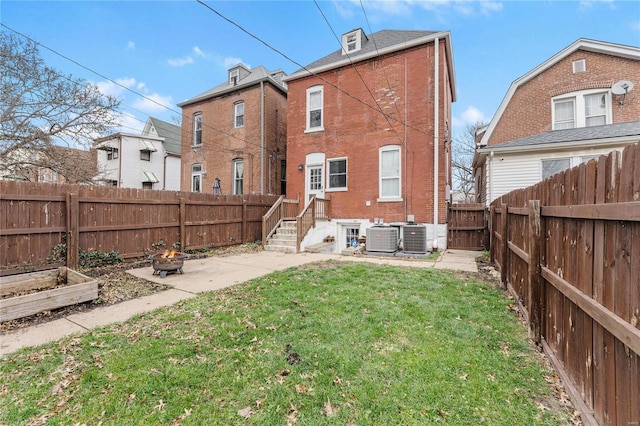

{"left": 366, "top": 227, "right": 398, "bottom": 252}
{"left": 403, "top": 224, "right": 427, "bottom": 253}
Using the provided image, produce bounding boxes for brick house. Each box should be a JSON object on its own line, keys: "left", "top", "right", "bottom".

{"left": 281, "top": 29, "right": 456, "bottom": 253}
{"left": 474, "top": 39, "right": 640, "bottom": 205}
{"left": 178, "top": 64, "right": 288, "bottom": 195}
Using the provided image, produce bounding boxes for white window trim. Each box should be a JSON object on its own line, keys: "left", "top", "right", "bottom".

{"left": 305, "top": 86, "right": 324, "bottom": 133}
{"left": 233, "top": 159, "right": 244, "bottom": 195}
{"left": 191, "top": 163, "right": 202, "bottom": 193}
{"left": 551, "top": 89, "right": 611, "bottom": 130}
{"left": 234, "top": 102, "right": 244, "bottom": 128}
{"left": 193, "top": 113, "right": 203, "bottom": 146}
{"left": 378, "top": 145, "right": 402, "bottom": 202}
{"left": 326, "top": 157, "right": 347, "bottom": 192}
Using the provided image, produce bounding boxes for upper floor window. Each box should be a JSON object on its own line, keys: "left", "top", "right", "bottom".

{"left": 552, "top": 90, "right": 610, "bottom": 130}
{"left": 191, "top": 163, "right": 202, "bottom": 192}
{"left": 107, "top": 148, "right": 118, "bottom": 160}
{"left": 234, "top": 102, "right": 244, "bottom": 128}
{"left": 233, "top": 158, "right": 244, "bottom": 195}
{"left": 193, "top": 113, "right": 202, "bottom": 146}
{"left": 379, "top": 145, "right": 401, "bottom": 201}
{"left": 140, "top": 150, "right": 151, "bottom": 161}
{"left": 341, "top": 29, "right": 365, "bottom": 54}
{"left": 327, "top": 158, "right": 347, "bottom": 190}
{"left": 229, "top": 69, "right": 239, "bottom": 85}
{"left": 306, "top": 86, "right": 324, "bottom": 132}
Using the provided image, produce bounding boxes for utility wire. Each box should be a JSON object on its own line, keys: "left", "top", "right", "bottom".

{"left": 1, "top": 23, "right": 272, "bottom": 157}
{"left": 196, "top": 0, "right": 430, "bottom": 137}
{"left": 313, "top": 0, "right": 403, "bottom": 145}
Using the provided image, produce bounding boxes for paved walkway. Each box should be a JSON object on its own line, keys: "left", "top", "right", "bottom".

{"left": 1, "top": 249, "right": 480, "bottom": 357}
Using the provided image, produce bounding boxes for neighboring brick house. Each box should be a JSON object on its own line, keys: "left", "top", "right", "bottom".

{"left": 177, "top": 64, "right": 288, "bottom": 195}
{"left": 474, "top": 38, "right": 640, "bottom": 205}
{"left": 283, "top": 29, "right": 456, "bottom": 252}
{"left": 94, "top": 117, "right": 181, "bottom": 190}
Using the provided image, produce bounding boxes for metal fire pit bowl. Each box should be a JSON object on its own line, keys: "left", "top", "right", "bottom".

{"left": 150, "top": 252, "right": 187, "bottom": 278}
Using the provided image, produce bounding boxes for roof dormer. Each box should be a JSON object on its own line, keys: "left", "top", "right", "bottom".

{"left": 341, "top": 28, "right": 367, "bottom": 55}
{"left": 228, "top": 64, "right": 251, "bottom": 86}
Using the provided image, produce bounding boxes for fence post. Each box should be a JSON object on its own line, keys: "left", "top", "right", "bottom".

{"left": 179, "top": 198, "right": 186, "bottom": 251}
{"left": 528, "top": 200, "right": 542, "bottom": 344}
{"left": 489, "top": 205, "right": 495, "bottom": 263}
{"left": 500, "top": 202, "right": 508, "bottom": 290}
{"left": 66, "top": 192, "right": 79, "bottom": 270}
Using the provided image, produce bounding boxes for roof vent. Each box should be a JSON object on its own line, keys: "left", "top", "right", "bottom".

{"left": 572, "top": 59, "right": 586, "bottom": 74}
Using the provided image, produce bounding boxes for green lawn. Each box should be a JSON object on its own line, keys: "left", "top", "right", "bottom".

{"left": 0, "top": 261, "right": 573, "bottom": 425}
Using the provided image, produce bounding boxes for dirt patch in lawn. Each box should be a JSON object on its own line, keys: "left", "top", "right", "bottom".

{"left": 0, "top": 244, "right": 263, "bottom": 333}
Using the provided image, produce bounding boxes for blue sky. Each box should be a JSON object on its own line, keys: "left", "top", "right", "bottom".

{"left": 2, "top": 0, "right": 639, "bottom": 140}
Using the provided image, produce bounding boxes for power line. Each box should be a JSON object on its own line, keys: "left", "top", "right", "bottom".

{"left": 1, "top": 23, "right": 273, "bottom": 157}
{"left": 313, "top": 0, "right": 403, "bottom": 146}
{"left": 196, "top": 0, "right": 430, "bottom": 137}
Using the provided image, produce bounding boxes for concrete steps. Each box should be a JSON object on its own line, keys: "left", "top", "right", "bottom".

{"left": 264, "top": 220, "right": 297, "bottom": 253}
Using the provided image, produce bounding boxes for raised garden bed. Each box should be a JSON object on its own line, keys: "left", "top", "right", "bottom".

{"left": 0, "top": 267, "right": 98, "bottom": 322}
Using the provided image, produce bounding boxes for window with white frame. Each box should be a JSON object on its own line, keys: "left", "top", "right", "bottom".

{"left": 193, "top": 113, "right": 203, "bottom": 146}
{"left": 306, "top": 86, "right": 323, "bottom": 131}
{"left": 192, "top": 163, "right": 202, "bottom": 192}
{"left": 140, "top": 150, "right": 151, "bottom": 161}
{"left": 344, "top": 226, "right": 360, "bottom": 248}
{"left": 234, "top": 102, "right": 244, "bottom": 128}
{"left": 229, "top": 69, "right": 239, "bottom": 85}
{"left": 552, "top": 90, "right": 610, "bottom": 130}
{"left": 379, "top": 146, "right": 401, "bottom": 200}
{"left": 327, "top": 158, "right": 347, "bottom": 190}
{"left": 541, "top": 158, "right": 570, "bottom": 179}
{"left": 233, "top": 159, "right": 244, "bottom": 195}
{"left": 107, "top": 148, "right": 118, "bottom": 160}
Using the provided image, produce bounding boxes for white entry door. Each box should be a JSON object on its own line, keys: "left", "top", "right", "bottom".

{"left": 306, "top": 164, "right": 324, "bottom": 202}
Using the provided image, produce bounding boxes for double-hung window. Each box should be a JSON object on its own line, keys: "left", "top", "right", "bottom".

{"left": 234, "top": 102, "right": 244, "bottom": 128}
{"left": 191, "top": 163, "right": 202, "bottom": 192}
{"left": 233, "top": 159, "right": 244, "bottom": 195}
{"left": 379, "top": 146, "right": 401, "bottom": 201}
{"left": 306, "top": 86, "right": 324, "bottom": 132}
{"left": 193, "top": 113, "right": 202, "bottom": 146}
{"left": 541, "top": 158, "right": 570, "bottom": 179}
{"left": 552, "top": 90, "right": 610, "bottom": 130}
{"left": 327, "top": 158, "right": 347, "bottom": 190}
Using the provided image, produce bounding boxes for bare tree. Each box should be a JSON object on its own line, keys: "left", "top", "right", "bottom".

{"left": 0, "top": 31, "right": 120, "bottom": 182}
{"left": 452, "top": 121, "right": 486, "bottom": 203}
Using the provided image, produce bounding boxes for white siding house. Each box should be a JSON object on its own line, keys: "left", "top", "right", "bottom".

{"left": 94, "top": 117, "right": 181, "bottom": 190}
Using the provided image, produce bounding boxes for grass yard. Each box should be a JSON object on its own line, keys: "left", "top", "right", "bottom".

{"left": 0, "top": 261, "right": 574, "bottom": 425}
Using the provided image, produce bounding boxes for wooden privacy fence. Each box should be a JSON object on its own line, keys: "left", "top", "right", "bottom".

{"left": 447, "top": 203, "right": 489, "bottom": 250}
{"left": 0, "top": 181, "right": 279, "bottom": 274}
{"left": 489, "top": 143, "right": 640, "bottom": 426}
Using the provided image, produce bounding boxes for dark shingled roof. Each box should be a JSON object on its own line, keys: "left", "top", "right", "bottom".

{"left": 488, "top": 120, "right": 640, "bottom": 150}
{"left": 290, "top": 29, "right": 440, "bottom": 75}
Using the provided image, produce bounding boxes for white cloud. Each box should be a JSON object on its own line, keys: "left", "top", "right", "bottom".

{"left": 168, "top": 56, "right": 194, "bottom": 67}
{"left": 96, "top": 77, "right": 136, "bottom": 98}
{"left": 460, "top": 106, "right": 487, "bottom": 124}
{"left": 223, "top": 56, "right": 249, "bottom": 69}
{"left": 193, "top": 46, "right": 208, "bottom": 58}
{"left": 127, "top": 41, "right": 135, "bottom": 50}
{"left": 340, "top": 0, "right": 503, "bottom": 20}
{"left": 132, "top": 92, "right": 174, "bottom": 113}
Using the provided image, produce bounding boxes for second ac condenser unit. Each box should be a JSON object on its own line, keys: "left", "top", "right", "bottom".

{"left": 366, "top": 227, "right": 398, "bottom": 252}
{"left": 402, "top": 224, "right": 427, "bottom": 253}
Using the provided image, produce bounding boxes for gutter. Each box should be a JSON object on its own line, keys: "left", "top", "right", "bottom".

{"left": 433, "top": 37, "right": 439, "bottom": 251}
{"left": 477, "top": 134, "right": 640, "bottom": 155}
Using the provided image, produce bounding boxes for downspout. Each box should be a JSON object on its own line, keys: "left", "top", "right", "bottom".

{"left": 404, "top": 57, "right": 408, "bottom": 221}
{"left": 489, "top": 150, "right": 494, "bottom": 206}
{"left": 118, "top": 135, "right": 122, "bottom": 187}
{"left": 432, "top": 37, "right": 439, "bottom": 251}
{"left": 260, "top": 81, "right": 265, "bottom": 194}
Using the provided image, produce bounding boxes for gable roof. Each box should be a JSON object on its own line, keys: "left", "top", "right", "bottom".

{"left": 284, "top": 29, "right": 457, "bottom": 101}
{"left": 177, "top": 66, "right": 287, "bottom": 107}
{"left": 480, "top": 38, "right": 640, "bottom": 146}
{"left": 148, "top": 117, "right": 181, "bottom": 156}
{"left": 478, "top": 120, "right": 640, "bottom": 154}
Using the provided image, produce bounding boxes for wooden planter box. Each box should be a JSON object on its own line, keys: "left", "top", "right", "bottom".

{"left": 0, "top": 267, "right": 98, "bottom": 322}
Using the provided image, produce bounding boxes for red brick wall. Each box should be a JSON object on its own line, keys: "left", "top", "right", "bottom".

{"left": 489, "top": 50, "right": 640, "bottom": 146}
{"left": 180, "top": 82, "right": 287, "bottom": 195}
{"left": 286, "top": 40, "right": 453, "bottom": 224}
